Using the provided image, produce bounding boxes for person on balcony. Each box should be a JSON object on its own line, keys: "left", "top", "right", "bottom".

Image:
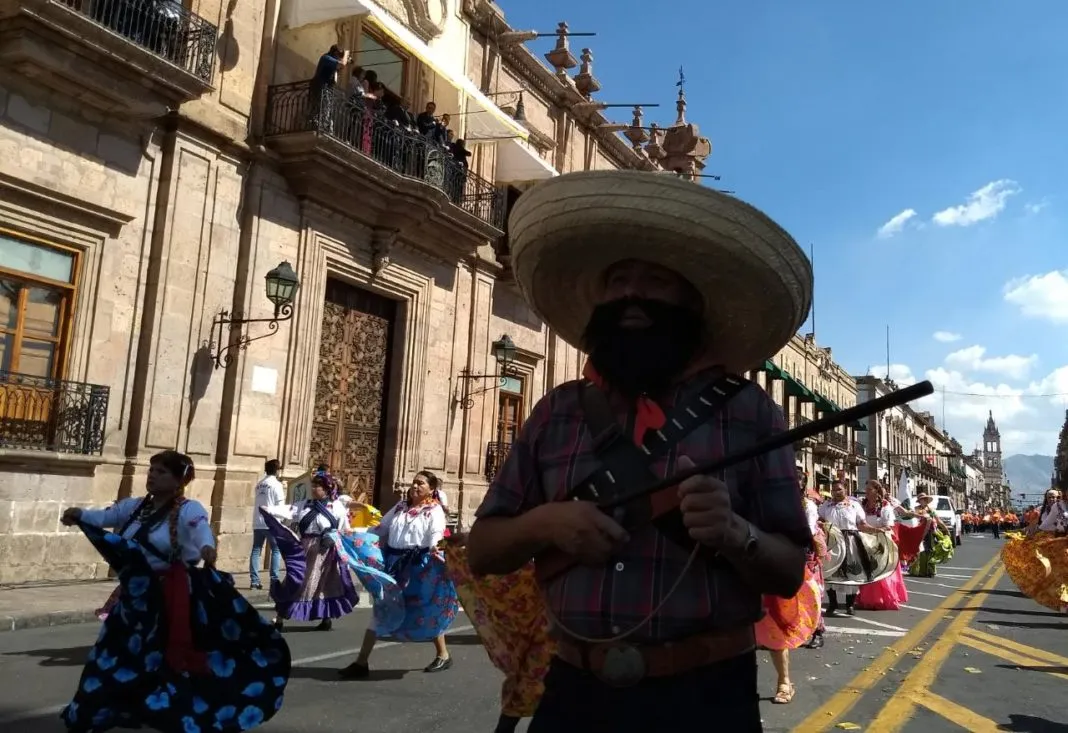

{"left": 309, "top": 45, "right": 349, "bottom": 134}
{"left": 417, "top": 101, "right": 439, "bottom": 137}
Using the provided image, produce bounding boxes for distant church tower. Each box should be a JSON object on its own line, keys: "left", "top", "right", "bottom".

{"left": 982, "top": 411, "right": 1004, "bottom": 504}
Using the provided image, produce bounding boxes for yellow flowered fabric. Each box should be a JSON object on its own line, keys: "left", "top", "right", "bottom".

{"left": 1001, "top": 531, "right": 1068, "bottom": 613}
{"left": 348, "top": 503, "right": 382, "bottom": 529}
{"left": 443, "top": 544, "right": 555, "bottom": 717}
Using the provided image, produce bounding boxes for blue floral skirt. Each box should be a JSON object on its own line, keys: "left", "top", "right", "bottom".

{"left": 370, "top": 545, "right": 460, "bottom": 642}
{"left": 62, "top": 522, "right": 291, "bottom": 732}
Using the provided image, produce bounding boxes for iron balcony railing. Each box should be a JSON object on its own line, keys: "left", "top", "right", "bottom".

{"left": 0, "top": 371, "right": 109, "bottom": 455}
{"left": 58, "top": 0, "right": 217, "bottom": 83}
{"left": 265, "top": 81, "right": 506, "bottom": 230}
{"left": 854, "top": 443, "right": 867, "bottom": 457}
{"left": 484, "top": 441, "right": 512, "bottom": 481}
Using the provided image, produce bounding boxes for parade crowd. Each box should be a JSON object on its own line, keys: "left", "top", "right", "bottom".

{"left": 47, "top": 171, "right": 1067, "bottom": 733}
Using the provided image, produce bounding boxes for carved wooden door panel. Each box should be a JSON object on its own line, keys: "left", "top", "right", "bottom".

{"left": 308, "top": 280, "right": 395, "bottom": 504}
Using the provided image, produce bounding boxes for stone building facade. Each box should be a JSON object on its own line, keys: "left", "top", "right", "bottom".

{"left": 751, "top": 334, "right": 862, "bottom": 494}
{"left": 0, "top": 0, "right": 710, "bottom": 582}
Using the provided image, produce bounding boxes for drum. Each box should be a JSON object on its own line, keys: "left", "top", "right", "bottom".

{"left": 824, "top": 528, "right": 900, "bottom": 586}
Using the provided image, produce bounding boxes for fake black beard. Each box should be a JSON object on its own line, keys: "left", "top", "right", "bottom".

{"left": 581, "top": 297, "right": 704, "bottom": 398}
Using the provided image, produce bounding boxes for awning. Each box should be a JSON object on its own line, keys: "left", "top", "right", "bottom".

{"left": 290, "top": 1, "right": 528, "bottom": 142}
{"left": 779, "top": 369, "right": 814, "bottom": 402}
{"left": 495, "top": 138, "right": 557, "bottom": 183}
{"left": 281, "top": 0, "right": 371, "bottom": 28}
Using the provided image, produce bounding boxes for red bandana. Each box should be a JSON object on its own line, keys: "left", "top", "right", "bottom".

{"left": 582, "top": 361, "right": 666, "bottom": 445}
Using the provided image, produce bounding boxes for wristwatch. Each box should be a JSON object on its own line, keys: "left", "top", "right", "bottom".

{"left": 737, "top": 520, "right": 759, "bottom": 558}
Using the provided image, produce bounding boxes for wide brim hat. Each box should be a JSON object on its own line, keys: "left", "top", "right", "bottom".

{"left": 508, "top": 170, "right": 813, "bottom": 373}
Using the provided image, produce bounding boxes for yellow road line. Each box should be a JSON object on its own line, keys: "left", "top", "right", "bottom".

{"left": 863, "top": 566, "right": 1005, "bottom": 733}
{"left": 962, "top": 627, "right": 1068, "bottom": 668}
{"left": 915, "top": 691, "right": 1003, "bottom": 732}
{"left": 957, "top": 635, "right": 1068, "bottom": 683}
{"left": 791, "top": 553, "right": 1002, "bottom": 732}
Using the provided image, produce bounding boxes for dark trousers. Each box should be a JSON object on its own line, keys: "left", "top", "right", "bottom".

{"left": 992, "top": 524, "right": 1000, "bottom": 539}
{"left": 528, "top": 650, "right": 761, "bottom": 733}
{"left": 827, "top": 589, "right": 855, "bottom": 611}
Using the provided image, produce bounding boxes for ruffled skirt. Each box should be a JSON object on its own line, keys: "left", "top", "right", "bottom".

{"left": 62, "top": 522, "right": 290, "bottom": 733}
{"left": 443, "top": 544, "right": 554, "bottom": 718}
{"left": 365, "top": 540, "right": 459, "bottom": 642}
{"left": 855, "top": 563, "right": 908, "bottom": 610}
{"left": 260, "top": 510, "right": 358, "bottom": 621}
{"left": 1001, "top": 531, "right": 1068, "bottom": 613}
{"left": 755, "top": 563, "right": 823, "bottom": 650}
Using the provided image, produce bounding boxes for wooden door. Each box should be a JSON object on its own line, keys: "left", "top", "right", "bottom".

{"left": 308, "top": 280, "right": 395, "bottom": 505}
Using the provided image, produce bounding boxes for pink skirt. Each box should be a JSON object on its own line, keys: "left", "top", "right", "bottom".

{"left": 855, "top": 562, "right": 909, "bottom": 611}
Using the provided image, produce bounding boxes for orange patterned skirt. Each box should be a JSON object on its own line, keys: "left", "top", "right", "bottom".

{"left": 1001, "top": 531, "right": 1068, "bottom": 613}
{"left": 755, "top": 527, "right": 826, "bottom": 651}
{"left": 443, "top": 544, "right": 555, "bottom": 718}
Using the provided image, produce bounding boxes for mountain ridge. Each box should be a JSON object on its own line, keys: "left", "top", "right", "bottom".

{"left": 1003, "top": 454, "right": 1054, "bottom": 496}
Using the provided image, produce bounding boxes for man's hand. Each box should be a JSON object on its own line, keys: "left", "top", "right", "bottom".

{"left": 544, "top": 501, "right": 629, "bottom": 565}
{"left": 677, "top": 456, "right": 745, "bottom": 550}
{"left": 60, "top": 507, "right": 82, "bottom": 527}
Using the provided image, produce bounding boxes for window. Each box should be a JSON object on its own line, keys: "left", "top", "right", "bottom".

{"left": 485, "top": 375, "right": 525, "bottom": 481}
{"left": 357, "top": 25, "right": 409, "bottom": 98}
{"left": 0, "top": 232, "right": 79, "bottom": 379}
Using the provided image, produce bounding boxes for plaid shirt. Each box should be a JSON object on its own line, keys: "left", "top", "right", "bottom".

{"left": 476, "top": 369, "right": 810, "bottom": 643}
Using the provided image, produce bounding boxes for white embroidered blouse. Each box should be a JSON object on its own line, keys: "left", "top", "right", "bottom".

{"left": 374, "top": 501, "right": 446, "bottom": 550}
{"left": 80, "top": 497, "right": 215, "bottom": 571}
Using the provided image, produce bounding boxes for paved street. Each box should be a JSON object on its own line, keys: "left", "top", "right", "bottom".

{"left": 0, "top": 534, "right": 1063, "bottom": 732}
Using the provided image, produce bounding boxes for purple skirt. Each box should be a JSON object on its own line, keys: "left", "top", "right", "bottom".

{"left": 265, "top": 518, "right": 358, "bottom": 622}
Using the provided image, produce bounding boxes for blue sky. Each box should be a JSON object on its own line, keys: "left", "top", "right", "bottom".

{"left": 503, "top": 0, "right": 1068, "bottom": 456}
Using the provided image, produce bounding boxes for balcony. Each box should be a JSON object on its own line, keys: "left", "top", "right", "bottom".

{"left": 484, "top": 441, "right": 511, "bottom": 482}
{"left": 789, "top": 414, "right": 816, "bottom": 447}
{"left": 264, "top": 82, "right": 506, "bottom": 250}
{"left": 814, "top": 429, "right": 849, "bottom": 456}
{"left": 0, "top": 0, "right": 217, "bottom": 118}
{"left": 0, "top": 371, "right": 109, "bottom": 455}
{"left": 846, "top": 442, "right": 868, "bottom": 466}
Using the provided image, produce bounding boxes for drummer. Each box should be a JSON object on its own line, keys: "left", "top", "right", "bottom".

{"left": 818, "top": 481, "right": 885, "bottom": 616}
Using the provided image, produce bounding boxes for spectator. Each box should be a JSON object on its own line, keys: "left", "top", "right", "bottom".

{"left": 250, "top": 459, "right": 285, "bottom": 590}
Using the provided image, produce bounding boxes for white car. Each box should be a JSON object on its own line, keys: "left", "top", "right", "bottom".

{"left": 932, "top": 495, "right": 957, "bottom": 531}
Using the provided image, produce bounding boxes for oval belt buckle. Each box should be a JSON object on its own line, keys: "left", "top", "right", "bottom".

{"left": 600, "top": 645, "right": 646, "bottom": 688}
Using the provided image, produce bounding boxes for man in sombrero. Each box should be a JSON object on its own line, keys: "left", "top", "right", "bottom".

{"left": 466, "top": 170, "right": 814, "bottom": 732}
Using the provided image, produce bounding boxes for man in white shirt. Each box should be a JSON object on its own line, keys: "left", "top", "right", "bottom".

{"left": 819, "top": 482, "right": 878, "bottom": 616}
{"left": 250, "top": 459, "right": 285, "bottom": 590}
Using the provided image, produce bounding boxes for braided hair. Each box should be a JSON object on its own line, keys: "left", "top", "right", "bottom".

{"left": 149, "top": 450, "right": 196, "bottom": 560}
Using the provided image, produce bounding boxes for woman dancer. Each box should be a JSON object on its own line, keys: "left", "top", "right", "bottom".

{"left": 261, "top": 470, "right": 357, "bottom": 631}
{"left": 756, "top": 480, "right": 827, "bottom": 705}
{"left": 855, "top": 482, "right": 908, "bottom": 611}
{"left": 58, "top": 450, "right": 289, "bottom": 732}
{"left": 1002, "top": 489, "right": 1068, "bottom": 612}
{"left": 908, "top": 494, "right": 952, "bottom": 578}
{"left": 339, "top": 470, "right": 459, "bottom": 678}
{"left": 443, "top": 533, "right": 554, "bottom": 732}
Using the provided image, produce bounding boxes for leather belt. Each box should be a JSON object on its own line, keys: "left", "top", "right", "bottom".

{"left": 553, "top": 625, "right": 756, "bottom": 687}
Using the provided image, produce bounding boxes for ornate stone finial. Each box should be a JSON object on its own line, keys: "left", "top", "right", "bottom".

{"left": 644, "top": 122, "right": 664, "bottom": 161}
{"left": 370, "top": 228, "right": 398, "bottom": 279}
{"left": 623, "top": 105, "right": 648, "bottom": 150}
{"left": 544, "top": 22, "right": 579, "bottom": 71}
{"left": 573, "top": 48, "right": 601, "bottom": 98}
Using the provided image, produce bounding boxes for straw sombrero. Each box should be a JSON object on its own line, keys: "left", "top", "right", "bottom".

{"left": 508, "top": 171, "right": 813, "bottom": 372}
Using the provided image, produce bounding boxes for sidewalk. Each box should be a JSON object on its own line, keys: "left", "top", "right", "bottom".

{"left": 0, "top": 580, "right": 275, "bottom": 633}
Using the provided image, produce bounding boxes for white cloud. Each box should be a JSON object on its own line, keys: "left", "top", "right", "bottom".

{"left": 943, "top": 345, "right": 1038, "bottom": 380}
{"left": 932, "top": 179, "right": 1020, "bottom": 227}
{"left": 1025, "top": 199, "right": 1049, "bottom": 215}
{"left": 865, "top": 363, "right": 1068, "bottom": 456}
{"left": 868, "top": 363, "right": 917, "bottom": 385}
{"left": 876, "top": 209, "right": 918, "bottom": 239}
{"left": 933, "top": 331, "right": 962, "bottom": 343}
{"left": 1004, "top": 270, "right": 1068, "bottom": 324}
